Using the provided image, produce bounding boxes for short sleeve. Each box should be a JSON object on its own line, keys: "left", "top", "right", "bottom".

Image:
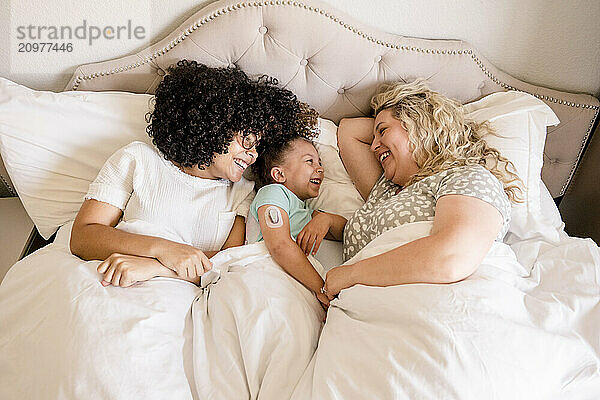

{"left": 435, "top": 165, "right": 511, "bottom": 230}
{"left": 250, "top": 184, "right": 292, "bottom": 221}
{"left": 367, "top": 173, "right": 392, "bottom": 202}
{"left": 85, "top": 145, "right": 137, "bottom": 210}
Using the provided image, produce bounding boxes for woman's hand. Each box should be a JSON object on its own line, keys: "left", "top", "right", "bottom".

{"left": 98, "top": 253, "right": 163, "bottom": 287}
{"left": 155, "top": 241, "right": 213, "bottom": 279}
{"left": 315, "top": 291, "right": 330, "bottom": 311}
{"left": 324, "top": 264, "right": 357, "bottom": 300}
{"left": 296, "top": 212, "right": 331, "bottom": 256}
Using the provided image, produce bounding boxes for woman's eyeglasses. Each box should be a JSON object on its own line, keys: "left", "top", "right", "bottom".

{"left": 239, "top": 133, "right": 260, "bottom": 150}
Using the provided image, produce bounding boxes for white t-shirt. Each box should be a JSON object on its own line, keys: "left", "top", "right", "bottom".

{"left": 85, "top": 141, "right": 255, "bottom": 251}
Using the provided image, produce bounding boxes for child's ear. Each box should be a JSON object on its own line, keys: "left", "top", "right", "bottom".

{"left": 271, "top": 167, "right": 286, "bottom": 183}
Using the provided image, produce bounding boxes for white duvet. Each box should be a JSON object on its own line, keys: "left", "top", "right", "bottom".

{"left": 192, "top": 242, "right": 325, "bottom": 400}
{"left": 292, "top": 221, "right": 600, "bottom": 399}
{"left": 1, "top": 219, "right": 599, "bottom": 399}
{"left": 0, "top": 238, "right": 201, "bottom": 399}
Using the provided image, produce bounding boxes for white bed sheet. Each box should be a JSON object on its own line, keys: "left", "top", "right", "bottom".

{"left": 1, "top": 191, "right": 599, "bottom": 399}
{"left": 292, "top": 221, "right": 600, "bottom": 399}
{"left": 192, "top": 241, "right": 325, "bottom": 399}
{"left": 0, "top": 238, "right": 200, "bottom": 400}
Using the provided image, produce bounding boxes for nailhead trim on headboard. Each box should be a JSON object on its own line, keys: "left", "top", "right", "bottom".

{"left": 67, "top": 0, "right": 599, "bottom": 197}
{"left": 67, "top": 1, "right": 599, "bottom": 111}
{"left": 0, "top": 172, "right": 17, "bottom": 197}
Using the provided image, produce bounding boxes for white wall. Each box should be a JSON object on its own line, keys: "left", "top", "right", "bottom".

{"left": 1, "top": 0, "right": 599, "bottom": 97}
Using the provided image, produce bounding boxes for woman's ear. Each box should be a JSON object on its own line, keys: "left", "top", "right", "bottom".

{"left": 271, "top": 167, "right": 286, "bottom": 183}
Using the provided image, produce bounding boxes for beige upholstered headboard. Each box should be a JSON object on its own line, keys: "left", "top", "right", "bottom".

{"left": 37, "top": 0, "right": 600, "bottom": 199}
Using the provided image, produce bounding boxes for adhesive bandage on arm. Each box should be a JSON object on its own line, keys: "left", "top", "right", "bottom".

{"left": 265, "top": 206, "right": 284, "bottom": 228}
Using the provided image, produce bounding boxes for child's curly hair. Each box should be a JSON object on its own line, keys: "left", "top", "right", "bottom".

{"left": 146, "top": 59, "right": 318, "bottom": 169}
{"left": 252, "top": 137, "right": 315, "bottom": 189}
{"left": 251, "top": 100, "right": 320, "bottom": 189}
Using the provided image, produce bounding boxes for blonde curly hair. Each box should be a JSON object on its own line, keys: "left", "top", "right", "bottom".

{"left": 371, "top": 79, "right": 524, "bottom": 203}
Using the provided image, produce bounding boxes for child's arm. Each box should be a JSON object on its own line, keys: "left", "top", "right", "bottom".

{"left": 257, "top": 205, "right": 329, "bottom": 308}
{"left": 322, "top": 211, "right": 348, "bottom": 241}
{"left": 296, "top": 211, "right": 347, "bottom": 256}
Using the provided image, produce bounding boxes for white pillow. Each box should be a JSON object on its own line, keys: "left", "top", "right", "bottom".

{"left": 539, "top": 180, "right": 564, "bottom": 231}
{"left": 0, "top": 75, "right": 559, "bottom": 242}
{"left": 0, "top": 79, "right": 360, "bottom": 240}
{"left": 0, "top": 77, "right": 152, "bottom": 238}
{"left": 464, "top": 91, "right": 560, "bottom": 238}
{"left": 306, "top": 118, "right": 364, "bottom": 220}
{"left": 504, "top": 180, "right": 565, "bottom": 247}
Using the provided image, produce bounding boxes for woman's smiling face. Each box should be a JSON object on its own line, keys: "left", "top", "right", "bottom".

{"left": 177, "top": 133, "right": 259, "bottom": 182}
{"left": 371, "top": 108, "right": 419, "bottom": 187}
{"left": 210, "top": 133, "right": 260, "bottom": 182}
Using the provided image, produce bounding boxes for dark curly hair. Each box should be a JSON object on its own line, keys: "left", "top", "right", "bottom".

{"left": 146, "top": 59, "right": 319, "bottom": 169}
{"left": 252, "top": 136, "right": 315, "bottom": 189}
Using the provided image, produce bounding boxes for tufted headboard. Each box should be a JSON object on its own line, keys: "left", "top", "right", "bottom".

{"left": 53, "top": 0, "right": 595, "bottom": 199}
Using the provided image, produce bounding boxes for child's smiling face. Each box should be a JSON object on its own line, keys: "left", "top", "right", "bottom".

{"left": 272, "top": 138, "right": 324, "bottom": 201}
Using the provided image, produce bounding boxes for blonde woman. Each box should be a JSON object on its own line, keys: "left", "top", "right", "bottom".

{"left": 323, "top": 79, "right": 523, "bottom": 298}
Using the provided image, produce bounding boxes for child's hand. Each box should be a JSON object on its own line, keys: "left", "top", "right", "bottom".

{"left": 156, "top": 241, "right": 213, "bottom": 279}
{"left": 296, "top": 212, "right": 331, "bottom": 256}
{"left": 98, "top": 253, "right": 162, "bottom": 287}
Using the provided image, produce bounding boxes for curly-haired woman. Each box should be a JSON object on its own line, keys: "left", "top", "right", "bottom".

{"left": 323, "top": 79, "right": 523, "bottom": 297}
{"left": 69, "top": 59, "right": 317, "bottom": 287}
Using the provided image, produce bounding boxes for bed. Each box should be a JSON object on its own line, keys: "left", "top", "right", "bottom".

{"left": 1, "top": 0, "right": 599, "bottom": 399}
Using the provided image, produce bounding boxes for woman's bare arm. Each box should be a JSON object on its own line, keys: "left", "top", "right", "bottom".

{"left": 323, "top": 213, "right": 347, "bottom": 241}
{"left": 70, "top": 199, "right": 168, "bottom": 261}
{"left": 89, "top": 212, "right": 248, "bottom": 288}
{"left": 324, "top": 195, "right": 503, "bottom": 295}
{"left": 220, "top": 215, "right": 246, "bottom": 250}
{"left": 97, "top": 253, "right": 201, "bottom": 286}
{"left": 70, "top": 199, "right": 212, "bottom": 278}
{"left": 337, "top": 117, "right": 382, "bottom": 201}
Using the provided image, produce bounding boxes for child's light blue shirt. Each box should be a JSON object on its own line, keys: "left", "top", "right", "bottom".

{"left": 249, "top": 184, "right": 313, "bottom": 242}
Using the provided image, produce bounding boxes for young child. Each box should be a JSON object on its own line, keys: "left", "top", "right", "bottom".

{"left": 249, "top": 137, "right": 347, "bottom": 308}
{"left": 69, "top": 60, "right": 312, "bottom": 288}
